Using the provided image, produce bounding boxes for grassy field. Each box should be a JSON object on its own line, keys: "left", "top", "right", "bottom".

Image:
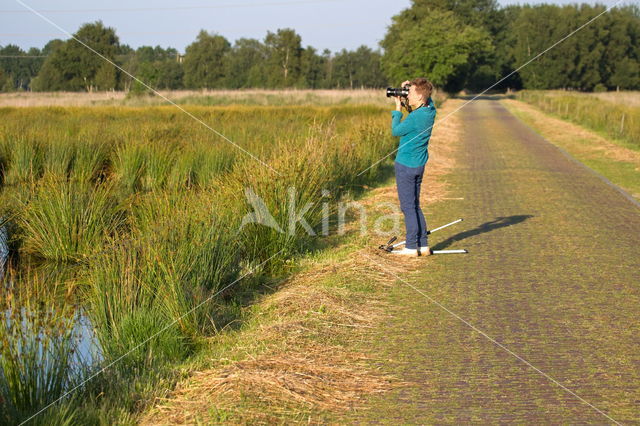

{"left": 514, "top": 90, "right": 640, "bottom": 150}
{"left": 0, "top": 89, "right": 396, "bottom": 108}
{"left": 0, "top": 91, "right": 418, "bottom": 423}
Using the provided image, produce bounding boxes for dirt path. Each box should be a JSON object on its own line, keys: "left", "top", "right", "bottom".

{"left": 352, "top": 98, "right": 640, "bottom": 423}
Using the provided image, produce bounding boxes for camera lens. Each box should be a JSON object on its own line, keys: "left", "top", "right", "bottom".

{"left": 386, "top": 87, "right": 409, "bottom": 98}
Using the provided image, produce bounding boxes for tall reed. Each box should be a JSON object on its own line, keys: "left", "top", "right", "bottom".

{"left": 0, "top": 267, "right": 83, "bottom": 425}
{"left": 0, "top": 102, "right": 398, "bottom": 422}
{"left": 3, "top": 136, "right": 44, "bottom": 185}
{"left": 14, "top": 180, "right": 124, "bottom": 262}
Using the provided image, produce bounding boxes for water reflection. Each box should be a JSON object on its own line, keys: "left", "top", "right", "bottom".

{"left": 2, "top": 306, "right": 103, "bottom": 381}
{"left": 73, "top": 310, "right": 103, "bottom": 369}
{"left": 0, "top": 221, "right": 7, "bottom": 279}
{"left": 1, "top": 254, "right": 103, "bottom": 384}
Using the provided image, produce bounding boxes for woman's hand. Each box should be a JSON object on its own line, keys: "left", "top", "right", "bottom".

{"left": 394, "top": 96, "right": 403, "bottom": 111}
{"left": 401, "top": 80, "right": 411, "bottom": 87}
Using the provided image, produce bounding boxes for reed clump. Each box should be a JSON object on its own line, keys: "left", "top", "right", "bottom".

{"left": 0, "top": 267, "right": 85, "bottom": 425}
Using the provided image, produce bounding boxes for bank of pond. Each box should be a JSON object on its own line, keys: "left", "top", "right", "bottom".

{"left": 0, "top": 104, "right": 400, "bottom": 423}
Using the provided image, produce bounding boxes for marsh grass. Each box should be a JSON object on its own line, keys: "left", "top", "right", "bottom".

{"left": 84, "top": 190, "right": 242, "bottom": 374}
{"left": 0, "top": 102, "right": 398, "bottom": 423}
{"left": 113, "top": 143, "right": 147, "bottom": 193}
{"left": 71, "top": 139, "right": 110, "bottom": 185}
{"left": 140, "top": 142, "right": 174, "bottom": 191}
{"left": 14, "top": 180, "right": 124, "bottom": 262}
{"left": 4, "top": 136, "right": 44, "bottom": 185}
{"left": 0, "top": 267, "right": 84, "bottom": 425}
{"left": 0, "top": 139, "right": 8, "bottom": 187}
{"left": 43, "top": 138, "right": 76, "bottom": 182}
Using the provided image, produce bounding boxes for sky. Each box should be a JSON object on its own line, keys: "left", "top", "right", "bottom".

{"left": 0, "top": 0, "right": 627, "bottom": 54}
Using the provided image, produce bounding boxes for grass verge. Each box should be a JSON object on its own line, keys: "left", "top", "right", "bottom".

{"left": 500, "top": 98, "right": 640, "bottom": 201}
{"left": 138, "top": 98, "right": 463, "bottom": 424}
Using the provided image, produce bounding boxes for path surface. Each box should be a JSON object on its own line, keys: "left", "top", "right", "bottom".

{"left": 355, "top": 98, "right": 640, "bottom": 423}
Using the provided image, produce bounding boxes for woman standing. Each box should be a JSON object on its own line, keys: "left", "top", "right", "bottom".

{"left": 390, "top": 77, "right": 436, "bottom": 256}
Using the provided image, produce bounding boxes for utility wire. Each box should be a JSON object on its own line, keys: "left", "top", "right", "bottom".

{"left": 2, "top": 0, "right": 342, "bottom": 14}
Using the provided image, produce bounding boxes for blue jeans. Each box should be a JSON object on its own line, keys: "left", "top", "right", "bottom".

{"left": 394, "top": 161, "right": 427, "bottom": 249}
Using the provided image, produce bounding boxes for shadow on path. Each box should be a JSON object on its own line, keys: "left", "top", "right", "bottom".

{"left": 431, "top": 215, "right": 533, "bottom": 250}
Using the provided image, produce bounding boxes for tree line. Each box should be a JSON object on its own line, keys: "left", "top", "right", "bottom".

{"left": 1, "top": 1, "right": 638, "bottom": 93}
{"left": 0, "top": 23, "right": 385, "bottom": 92}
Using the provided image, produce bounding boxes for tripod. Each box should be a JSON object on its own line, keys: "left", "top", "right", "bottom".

{"left": 378, "top": 218, "right": 468, "bottom": 254}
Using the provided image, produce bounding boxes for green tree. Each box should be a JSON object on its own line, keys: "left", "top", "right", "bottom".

{"left": 603, "top": 6, "right": 640, "bottom": 90}
{"left": 31, "top": 21, "right": 120, "bottom": 91}
{"left": 320, "top": 49, "right": 333, "bottom": 88}
{"left": 0, "top": 44, "right": 45, "bottom": 90}
{"left": 382, "top": 9, "right": 493, "bottom": 92}
{"left": 299, "top": 46, "right": 326, "bottom": 89}
{"left": 226, "top": 38, "right": 267, "bottom": 88}
{"left": 1, "top": 73, "right": 14, "bottom": 92}
{"left": 264, "top": 28, "right": 302, "bottom": 87}
{"left": 382, "top": 0, "right": 502, "bottom": 91}
{"left": 333, "top": 46, "right": 386, "bottom": 89}
{"left": 124, "top": 45, "right": 184, "bottom": 91}
{"left": 510, "top": 5, "right": 570, "bottom": 89}
{"left": 509, "top": 4, "right": 640, "bottom": 91}
{"left": 610, "top": 58, "right": 639, "bottom": 90}
{"left": 183, "top": 31, "right": 230, "bottom": 89}
{"left": 488, "top": 5, "right": 523, "bottom": 91}
{"left": 95, "top": 62, "right": 117, "bottom": 90}
{"left": 569, "top": 5, "right": 608, "bottom": 91}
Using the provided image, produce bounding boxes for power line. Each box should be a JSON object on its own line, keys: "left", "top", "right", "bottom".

{"left": 1, "top": 0, "right": 341, "bottom": 14}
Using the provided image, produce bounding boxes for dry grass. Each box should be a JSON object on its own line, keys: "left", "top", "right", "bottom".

{"left": 535, "top": 89, "right": 640, "bottom": 108}
{"left": 581, "top": 91, "right": 640, "bottom": 108}
{"left": 140, "top": 251, "right": 416, "bottom": 425}
{"left": 0, "top": 88, "right": 450, "bottom": 108}
{"left": 139, "top": 98, "right": 462, "bottom": 424}
{"left": 0, "top": 89, "right": 386, "bottom": 108}
{"left": 0, "top": 90, "right": 124, "bottom": 107}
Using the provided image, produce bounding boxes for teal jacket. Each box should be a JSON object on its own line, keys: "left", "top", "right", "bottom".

{"left": 391, "top": 97, "right": 437, "bottom": 168}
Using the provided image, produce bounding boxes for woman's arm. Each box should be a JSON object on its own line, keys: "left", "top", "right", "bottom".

{"left": 391, "top": 110, "right": 414, "bottom": 137}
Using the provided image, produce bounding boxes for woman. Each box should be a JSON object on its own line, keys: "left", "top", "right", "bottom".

{"left": 390, "top": 77, "right": 436, "bottom": 256}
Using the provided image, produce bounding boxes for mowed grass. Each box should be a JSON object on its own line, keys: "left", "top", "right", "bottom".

{"left": 0, "top": 100, "right": 405, "bottom": 424}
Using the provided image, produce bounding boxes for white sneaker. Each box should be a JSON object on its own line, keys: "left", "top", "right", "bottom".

{"left": 419, "top": 246, "right": 432, "bottom": 256}
{"left": 391, "top": 247, "right": 419, "bottom": 256}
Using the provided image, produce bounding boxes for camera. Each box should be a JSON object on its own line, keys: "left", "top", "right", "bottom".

{"left": 386, "top": 85, "right": 410, "bottom": 98}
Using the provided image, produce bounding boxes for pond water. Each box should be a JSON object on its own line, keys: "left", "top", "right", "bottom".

{"left": 0, "top": 222, "right": 7, "bottom": 278}
{"left": 2, "top": 306, "right": 103, "bottom": 381}
{"left": 0, "top": 220, "right": 103, "bottom": 385}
